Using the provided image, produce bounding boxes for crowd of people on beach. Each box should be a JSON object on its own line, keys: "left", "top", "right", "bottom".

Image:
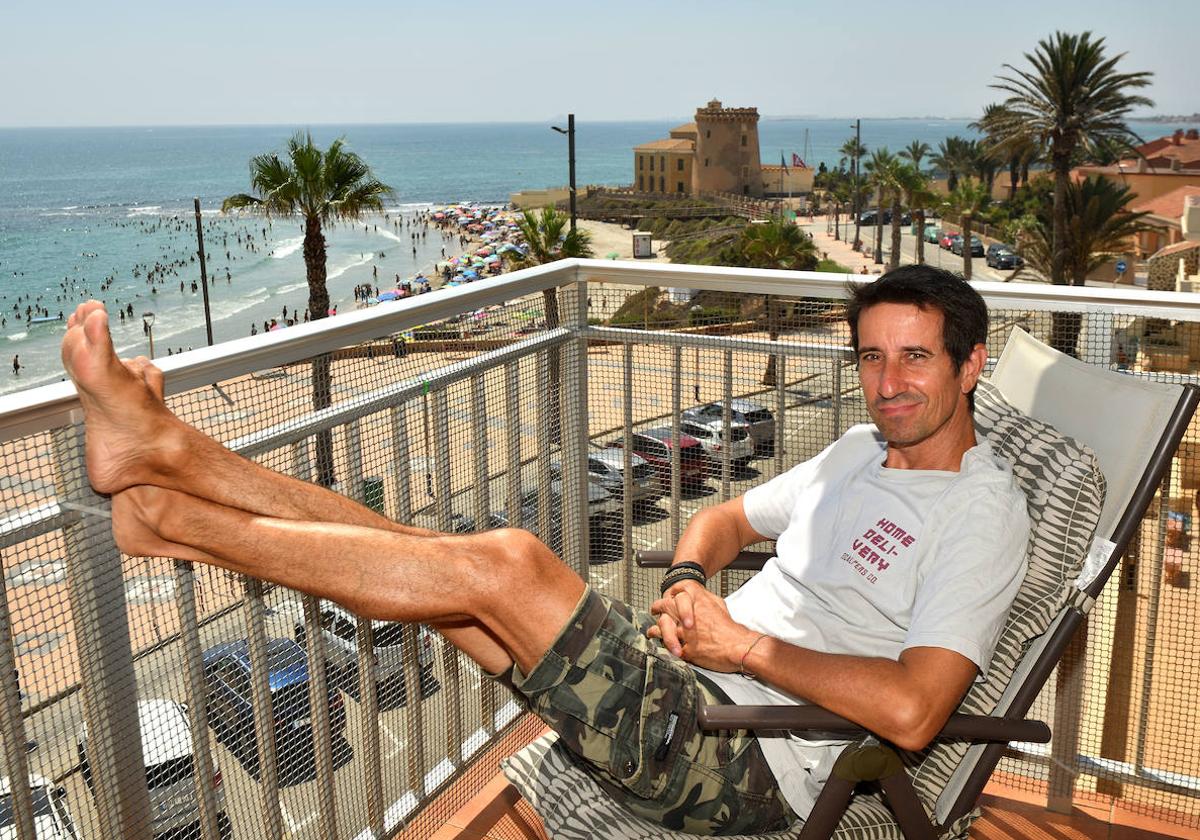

{"left": 4, "top": 202, "right": 533, "bottom": 380}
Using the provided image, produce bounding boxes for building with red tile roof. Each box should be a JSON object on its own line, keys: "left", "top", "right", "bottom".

{"left": 1131, "top": 185, "right": 1200, "bottom": 257}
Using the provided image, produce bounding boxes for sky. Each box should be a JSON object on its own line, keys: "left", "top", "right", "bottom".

{"left": 1, "top": 0, "right": 1193, "bottom": 127}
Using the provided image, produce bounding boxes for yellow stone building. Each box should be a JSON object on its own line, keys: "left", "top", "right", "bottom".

{"left": 633, "top": 100, "right": 764, "bottom": 197}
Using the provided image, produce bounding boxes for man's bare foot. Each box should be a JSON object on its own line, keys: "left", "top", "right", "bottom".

{"left": 61, "top": 302, "right": 183, "bottom": 495}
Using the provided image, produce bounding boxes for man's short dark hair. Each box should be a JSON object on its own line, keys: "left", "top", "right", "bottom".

{"left": 846, "top": 265, "right": 989, "bottom": 407}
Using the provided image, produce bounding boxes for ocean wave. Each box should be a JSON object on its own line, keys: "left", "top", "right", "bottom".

{"left": 61, "top": 205, "right": 79, "bottom": 210}
{"left": 385, "top": 202, "right": 435, "bottom": 212}
{"left": 374, "top": 228, "right": 404, "bottom": 245}
{"left": 276, "top": 282, "right": 307, "bottom": 295}
{"left": 271, "top": 236, "right": 304, "bottom": 260}
{"left": 327, "top": 253, "right": 373, "bottom": 281}
{"left": 7, "top": 332, "right": 28, "bottom": 341}
{"left": 126, "top": 205, "right": 163, "bottom": 218}
{"left": 145, "top": 290, "right": 274, "bottom": 346}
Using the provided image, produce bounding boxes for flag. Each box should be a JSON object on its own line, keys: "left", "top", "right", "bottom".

{"left": 792, "top": 152, "right": 808, "bottom": 169}
{"left": 780, "top": 152, "right": 789, "bottom": 175}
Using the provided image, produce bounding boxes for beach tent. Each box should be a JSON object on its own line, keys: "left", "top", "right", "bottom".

{"left": 378, "top": 290, "right": 401, "bottom": 302}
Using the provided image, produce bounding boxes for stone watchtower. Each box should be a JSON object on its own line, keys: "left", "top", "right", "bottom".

{"left": 692, "top": 99, "right": 763, "bottom": 197}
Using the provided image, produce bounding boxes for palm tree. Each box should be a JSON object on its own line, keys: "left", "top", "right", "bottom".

{"left": 506, "top": 207, "right": 594, "bottom": 269}
{"left": 840, "top": 136, "right": 868, "bottom": 249}
{"left": 972, "top": 103, "right": 1041, "bottom": 203}
{"left": 942, "top": 179, "right": 991, "bottom": 280}
{"left": 223, "top": 132, "right": 392, "bottom": 487}
{"left": 964, "top": 139, "right": 999, "bottom": 196}
{"left": 504, "top": 207, "right": 594, "bottom": 439}
{"left": 831, "top": 178, "right": 851, "bottom": 242}
{"left": 864, "top": 149, "right": 900, "bottom": 267}
{"left": 930, "top": 136, "right": 971, "bottom": 193}
{"left": 990, "top": 31, "right": 1153, "bottom": 287}
{"left": 899, "top": 140, "right": 931, "bottom": 171}
{"left": 735, "top": 219, "right": 819, "bottom": 385}
{"left": 1015, "top": 176, "right": 1149, "bottom": 353}
{"left": 898, "top": 165, "right": 936, "bottom": 266}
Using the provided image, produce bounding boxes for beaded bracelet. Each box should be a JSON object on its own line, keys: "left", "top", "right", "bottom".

{"left": 659, "top": 561, "right": 708, "bottom": 594}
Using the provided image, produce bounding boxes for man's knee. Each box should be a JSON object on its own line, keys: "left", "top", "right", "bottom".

{"left": 479, "top": 527, "right": 561, "bottom": 575}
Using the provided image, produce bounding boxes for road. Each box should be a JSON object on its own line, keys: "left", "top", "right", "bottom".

{"left": 800, "top": 219, "right": 1025, "bottom": 284}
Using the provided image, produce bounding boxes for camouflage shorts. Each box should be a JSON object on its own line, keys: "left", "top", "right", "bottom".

{"left": 511, "top": 587, "right": 796, "bottom": 836}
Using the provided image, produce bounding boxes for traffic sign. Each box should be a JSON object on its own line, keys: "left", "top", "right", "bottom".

{"left": 1116, "top": 260, "right": 1128, "bottom": 273}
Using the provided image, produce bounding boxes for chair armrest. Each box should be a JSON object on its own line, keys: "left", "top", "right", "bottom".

{"left": 697, "top": 704, "right": 1050, "bottom": 744}
{"left": 635, "top": 550, "right": 774, "bottom": 570}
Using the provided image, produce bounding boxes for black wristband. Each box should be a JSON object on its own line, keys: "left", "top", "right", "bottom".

{"left": 660, "top": 561, "right": 708, "bottom": 594}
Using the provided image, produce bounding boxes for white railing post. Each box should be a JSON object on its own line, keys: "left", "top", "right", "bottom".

{"left": 559, "top": 279, "right": 591, "bottom": 577}
{"left": 54, "top": 423, "right": 152, "bottom": 840}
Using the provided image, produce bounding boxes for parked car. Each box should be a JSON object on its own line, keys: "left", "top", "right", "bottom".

{"left": 923, "top": 227, "right": 943, "bottom": 244}
{"left": 939, "top": 233, "right": 957, "bottom": 250}
{"left": 679, "top": 420, "right": 755, "bottom": 467}
{"left": 293, "top": 602, "right": 440, "bottom": 710}
{"left": 951, "top": 235, "right": 985, "bottom": 257}
{"left": 202, "top": 638, "right": 346, "bottom": 776}
{"left": 550, "top": 448, "right": 662, "bottom": 504}
{"left": 609, "top": 428, "right": 707, "bottom": 489}
{"left": 986, "top": 243, "right": 1024, "bottom": 269}
{"left": 681, "top": 400, "right": 775, "bottom": 453}
{"left": 452, "top": 480, "right": 621, "bottom": 557}
{"left": 858, "top": 210, "right": 885, "bottom": 226}
{"left": 0, "top": 775, "right": 81, "bottom": 839}
{"left": 991, "top": 250, "right": 1024, "bottom": 270}
{"left": 79, "top": 699, "right": 231, "bottom": 839}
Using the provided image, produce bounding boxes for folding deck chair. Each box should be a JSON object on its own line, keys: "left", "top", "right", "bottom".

{"left": 501, "top": 327, "right": 1200, "bottom": 839}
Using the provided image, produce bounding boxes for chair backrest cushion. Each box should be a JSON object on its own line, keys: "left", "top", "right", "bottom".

{"left": 907, "top": 377, "right": 1106, "bottom": 809}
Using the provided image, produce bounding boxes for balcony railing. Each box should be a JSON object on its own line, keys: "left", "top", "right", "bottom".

{"left": 2, "top": 260, "right": 1200, "bottom": 839}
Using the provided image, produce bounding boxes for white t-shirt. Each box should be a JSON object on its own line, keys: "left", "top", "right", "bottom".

{"left": 693, "top": 424, "right": 1030, "bottom": 818}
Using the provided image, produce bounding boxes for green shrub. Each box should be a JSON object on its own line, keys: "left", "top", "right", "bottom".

{"left": 816, "top": 258, "right": 853, "bottom": 273}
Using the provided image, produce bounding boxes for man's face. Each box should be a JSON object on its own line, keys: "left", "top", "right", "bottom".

{"left": 855, "top": 302, "right": 980, "bottom": 455}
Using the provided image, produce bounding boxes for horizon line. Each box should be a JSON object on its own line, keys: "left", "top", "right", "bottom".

{"left": 0, "top": 113, "right": 1187, "bottom": 131}
{"left": 0, "top": 115, "right": 990, "bottom": 131}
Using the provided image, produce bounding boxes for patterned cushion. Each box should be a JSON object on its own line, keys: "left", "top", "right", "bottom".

{"left": 502, "top": 378, "right": 1106, "bottom": 839}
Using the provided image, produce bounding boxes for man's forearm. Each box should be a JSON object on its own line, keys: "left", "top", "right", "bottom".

{"left": 671, "top": 499, "right": 760, "bottom": 577}
{"left": 738, "top": 636, "right": 970, "bottom": 752}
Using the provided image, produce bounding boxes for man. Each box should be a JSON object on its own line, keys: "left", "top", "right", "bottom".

{"left": 61, "top": 265, "right": 1028, "bottom": 836}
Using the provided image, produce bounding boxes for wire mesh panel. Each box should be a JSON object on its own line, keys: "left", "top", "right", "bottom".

{"left": 985, "top": 306, "right": 1200, "bottom": 830}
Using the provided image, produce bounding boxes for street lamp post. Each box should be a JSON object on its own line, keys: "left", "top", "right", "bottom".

{"left": 193, "top": 198, "right": 214, "bottom": 346}
{"left": 551, "top": 114, "right": 577, "bottom": 231}
{"left": 142, "top": 312, "right": 156, "bottom": 359}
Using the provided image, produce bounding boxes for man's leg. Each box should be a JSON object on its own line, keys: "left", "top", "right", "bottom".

{"left": 115, "top": 483, "right": 584, "bottom": 678}
{"left": 64, "top": 301, "right": 582, "bottom": 676}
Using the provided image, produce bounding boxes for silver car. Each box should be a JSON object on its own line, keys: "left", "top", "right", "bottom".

{"left": 79, "top": 700, "right": 231, "bottom": 838}
{"left": 295, "top": 601, "right": 440, "bottom": 709}
{"left": 0, "top": 775, "right": 81, "bottom": 840}
{"left": 682, "top": 399, "right": 775, "bottom": 452}
{"left": 680, "top": 420, "right": 755, "bottom": 465}
{"left": 554, "top": 448, "right": 661, "bottom": 504}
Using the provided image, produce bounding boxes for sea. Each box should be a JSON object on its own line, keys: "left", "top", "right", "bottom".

{"left": 2, "top": 118, "right": 1195, "bottom": 395}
